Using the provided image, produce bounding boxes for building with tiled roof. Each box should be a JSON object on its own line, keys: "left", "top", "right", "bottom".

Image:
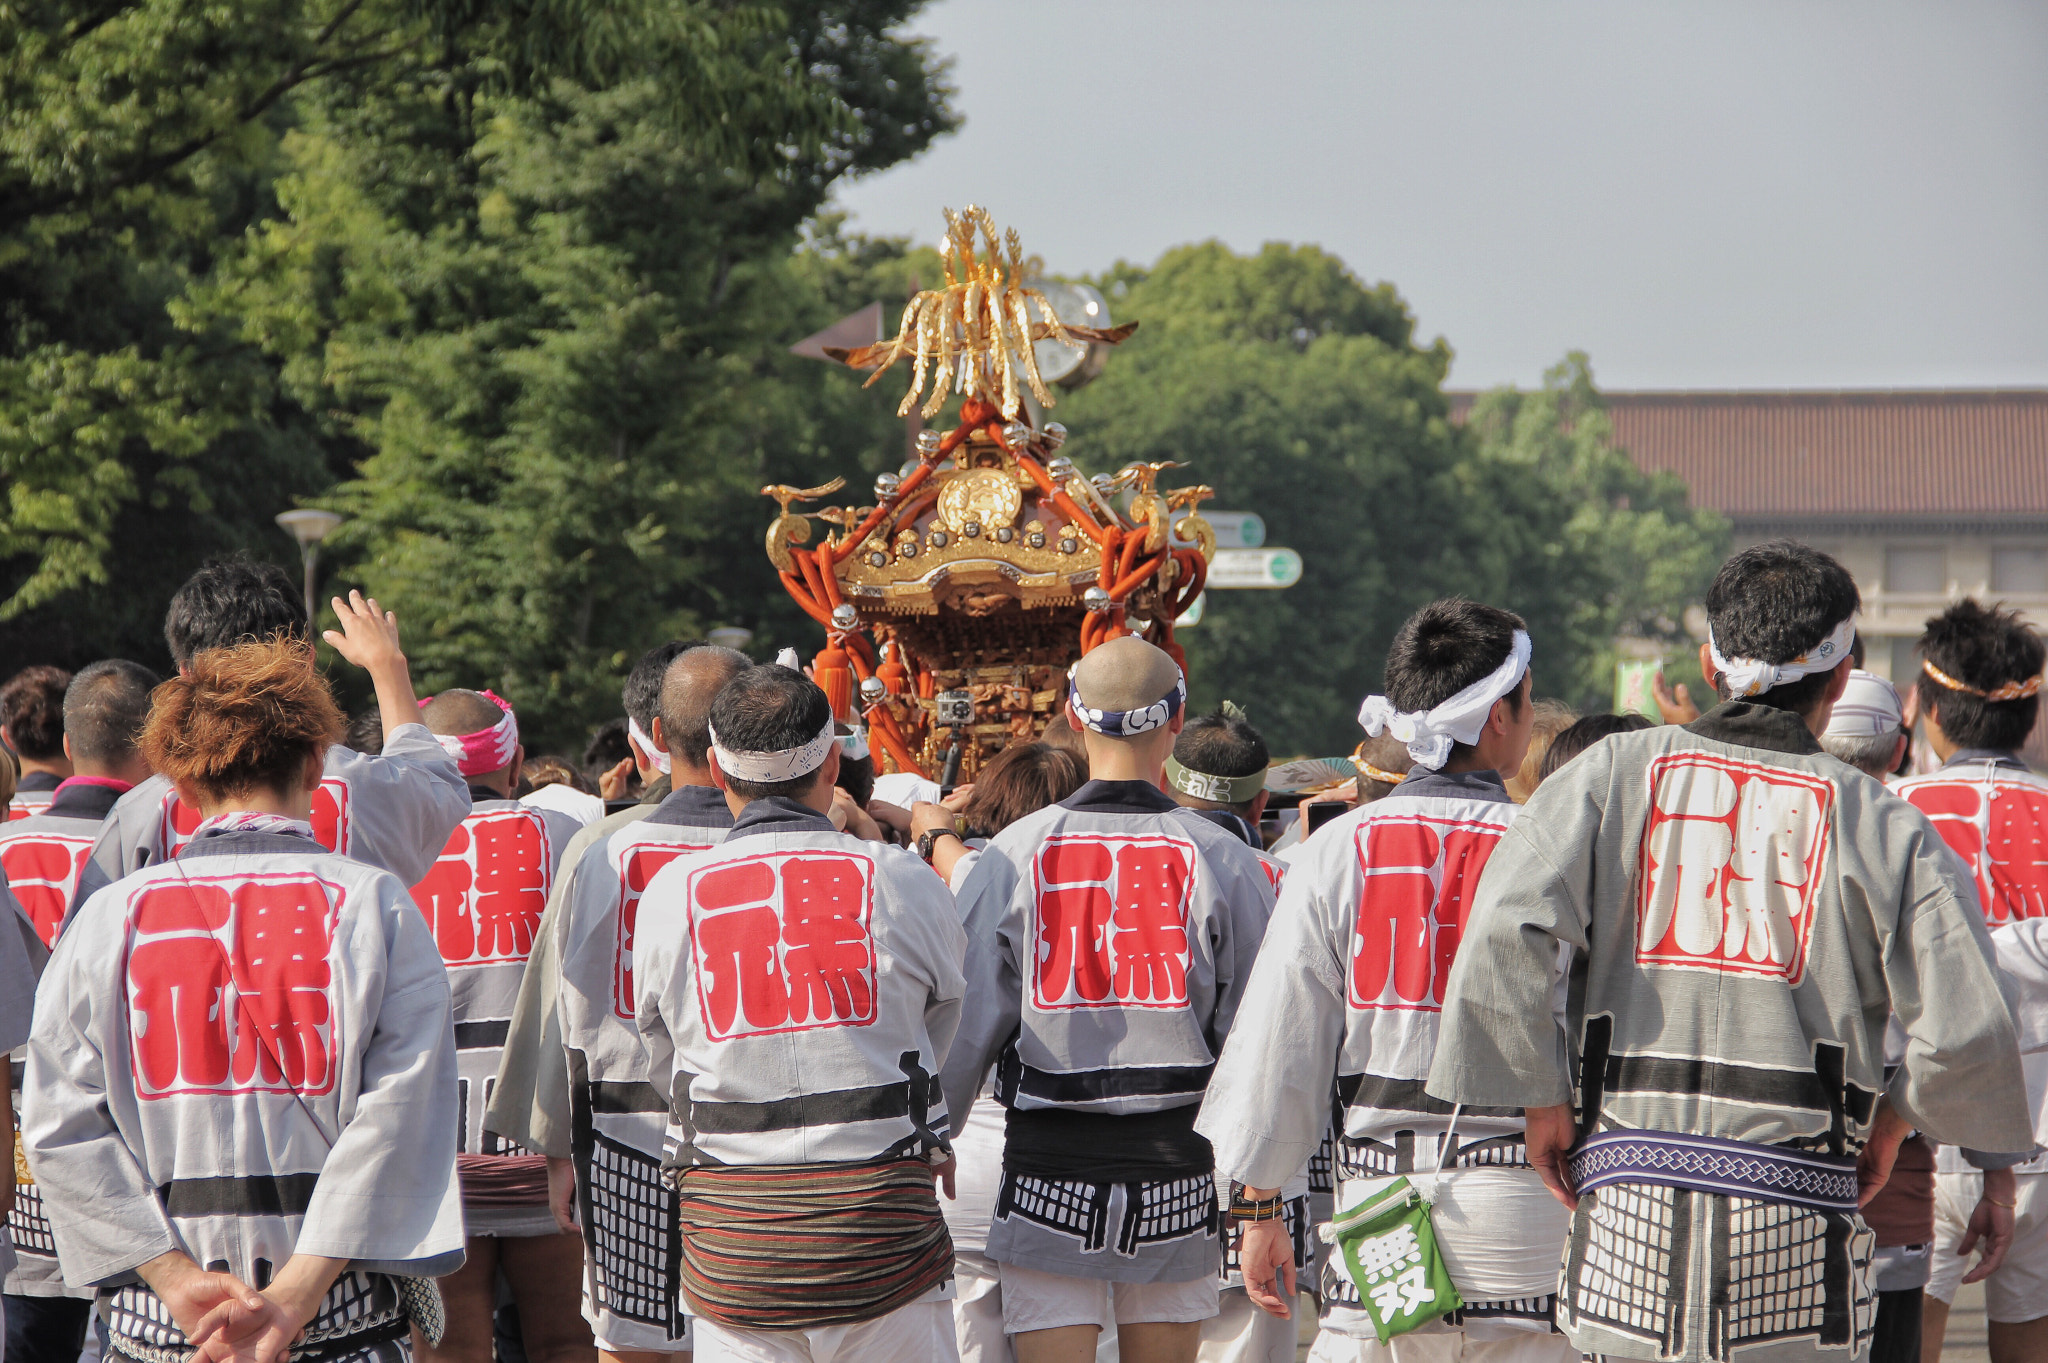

{"left": 1453, "top": 387, "right": 2048, "bottom": 760}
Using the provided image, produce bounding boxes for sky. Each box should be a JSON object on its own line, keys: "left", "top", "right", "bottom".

{"left": 830, "top": 1, "right": 2048, "bottom": 391}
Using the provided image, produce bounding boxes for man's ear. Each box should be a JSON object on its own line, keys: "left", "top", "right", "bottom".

{"left": 1168, "top": 712, "right": 1185, "bottom": 737}
{"left": 304, "top": 749, "right": 325, "bottom": 793}
{"left": 707, "top": 752, "right": 731, "bottom": 793}
{"left": 62, "top": 733, "right": 73, "bottom": 763}
{"left": 508, "top": 742, "right": 525, "bottom": 790}
{"left": 1697, "top": 642, "right": 1719, "bottom": 695}
{"left": 1824, "top": 657, "right": 1854, "bottom": 706}
{"left": 650, "top": 716, "right": 666, "bottom": 753}
{"left": 1247, "top": 789, "right": 1270, "bottom": 823}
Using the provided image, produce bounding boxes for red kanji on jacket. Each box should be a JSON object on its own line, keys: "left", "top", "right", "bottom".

{"left": 1900, "top": 772, "right": 2048, "bottom": 925}
{"left": 1031, "top": 834, "right": 1197, "bottom": 1011}
{"left": 1637, "top": 752, "right": 1834, "bottom": 984}
{"left": 411, "top": 808, "right": 554, "bottom": 968}
{"left": 687, "top": 850, "right": 876, "bottom": 1040}
{"left": 1350, "top": 815, "right": 1505, "bottom": 1012}
{"left": 611, "top": 839, "right": 713, "bottom": 1020}
{"left": 163, "top": 781, "right": 351, "bottom": 859}
{"left": 126, "top": 871, "right": 342, "bottom": 1098}
{"left": 0, "top": 833, "right": 93, "bottom": 948}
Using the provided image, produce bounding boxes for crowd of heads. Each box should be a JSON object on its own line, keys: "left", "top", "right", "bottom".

{"left": 5, "top": 540, "right": 2045, "bottom": 848}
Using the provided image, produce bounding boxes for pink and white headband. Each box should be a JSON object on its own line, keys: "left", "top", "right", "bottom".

{"left": 420, "top": 690, "right": 519, "bottom": 776}
{"left": 628, "top": 715, "right": 672, "bottom": 775}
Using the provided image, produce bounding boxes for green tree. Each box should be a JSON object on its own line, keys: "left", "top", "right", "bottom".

{"left": 1460, "top": 354, "right": 1727, "bottom": 712}
{"left": 197, "top": 5, "right": 954, "bottom": 745}
{"left": 1057, "top": 247, "right": 1724, "bottom": 755}
{"left": 1058, "top": 242, "right": 1484, "bottom": 754}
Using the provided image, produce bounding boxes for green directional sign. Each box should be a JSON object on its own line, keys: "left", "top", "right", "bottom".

{"left": 1208, "top": 547, "right": 1303, "bottom": 589}
{"left": 1204, "top": 511, "right": 1266, "bottom": 549}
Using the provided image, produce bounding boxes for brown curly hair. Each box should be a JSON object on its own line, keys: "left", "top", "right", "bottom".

{"left": 140, "top": 638, "right": 344, "bottom": 805}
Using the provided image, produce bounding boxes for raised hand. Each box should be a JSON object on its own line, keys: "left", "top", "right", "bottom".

{"left": 322, "top": 591, "right": 405, "bottom": 678}
{"left": 321, "top": 591, "right": 420, "bottom": 745}
{"left": 1652, "top": 673, "right": 1701, "bottom": 725}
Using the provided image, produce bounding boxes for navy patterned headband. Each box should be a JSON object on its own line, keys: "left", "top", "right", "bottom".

{"left": 1068, "top": 672, "right": 1187, "bottom": 737}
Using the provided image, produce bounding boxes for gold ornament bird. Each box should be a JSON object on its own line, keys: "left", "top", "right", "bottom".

{"left": 824, "top": 206, "right": 1137, "bottom": 421}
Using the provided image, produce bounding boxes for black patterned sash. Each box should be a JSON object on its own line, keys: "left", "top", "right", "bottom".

{"left": 1568, "top": 1129, "right": 1859, "bottom": 1212}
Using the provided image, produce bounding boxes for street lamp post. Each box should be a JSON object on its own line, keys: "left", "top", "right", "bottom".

{"left": 274, "top": 509, "right": 345, "bottom": 626}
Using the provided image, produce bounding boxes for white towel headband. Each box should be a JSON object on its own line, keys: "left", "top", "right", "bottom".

{"left": 627, "top": 715, "right": 671, "bottom": 776}
{"left": 709, "top": 713, "right": 837, "bottom": 784}
{"left": 1357, "top": 630, "right": 1532, "bottom": 771}
{"left": 1707, "top": 616, "right": 1854, "bottom": 700}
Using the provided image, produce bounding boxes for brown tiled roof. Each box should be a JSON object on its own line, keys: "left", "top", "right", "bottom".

{"left": 1449, "top": 389, "right": 2048, "bottom": 521}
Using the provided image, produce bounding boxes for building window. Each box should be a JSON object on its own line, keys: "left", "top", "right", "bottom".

{"left": 1884, "top": 547, "right": 1946, "bottom": 595}
{"left": 1890, "top": 637, "right": 1923, "bottom": 689}
{"left": 1990, "top": 547, "right": 2048, "bottom": 595}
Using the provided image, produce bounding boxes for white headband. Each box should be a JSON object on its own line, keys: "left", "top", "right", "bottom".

{"left": 627, "top": 715, "right": 672, "bottom": 776}
{"left": 1821, "top": 668, "right": 1904, "bottom": 738}
{"left": 1357, "top": 630, "right": 1532, "bottom": 771}
{"left": 710, "top": 713, "right": 837, "bottom": 784}
{"left": 1707, "top": 616, "right": 1854, "bottom": 700}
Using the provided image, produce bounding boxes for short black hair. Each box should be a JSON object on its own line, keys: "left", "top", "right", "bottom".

{"left": 708, "top": 665, "right": 833, "bottom": 802}
{"left": 63, "top": 660, "right": 162, "bottom": 766}
{"left": 346, "top": 709, "right": 384, "bottom": 756}
{"left": 584, "top": 717, "right": 633, "bottom": 790}
{"left": 0, "top": 665, "right": 72, "bottom": 760}
{"left": 1703, "top": 541, "right": 1860, "bottom": 712}
{"left": 1173, "top": 708, "right": 1271, "bottom": 815}
{"left": 165, "top": 557, "right": 307, "bottom": 666}
{"left": 836, "top": 748, "right": 876, "bottom": 806}
{"left": 1382, "top": 599, "right": 1527, "bottom": 766}
{"left": 624, "top": 640, "right": 701, "bottom": 732}
{"left": 1537, "top": 713, "right": 1653, "bottom": 785}
{"left": 1917, "top": 600, "right": 2046, "bottom": 752}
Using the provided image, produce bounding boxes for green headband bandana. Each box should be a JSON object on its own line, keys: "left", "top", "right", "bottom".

{"left": 1166, "top": 754, "right": 1268, "bottom": 805}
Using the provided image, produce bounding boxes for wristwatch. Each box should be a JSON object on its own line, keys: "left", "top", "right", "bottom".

{"left": 917, "top": 827, "right": 962, "bottom": 863}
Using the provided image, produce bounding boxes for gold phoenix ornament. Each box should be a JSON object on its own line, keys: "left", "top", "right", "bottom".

{"left": 825, "top": 205, "right": 1137, "bottom": 421}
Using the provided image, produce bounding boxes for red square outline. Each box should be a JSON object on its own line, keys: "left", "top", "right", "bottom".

{"left": 1028, "top": 832, "right": 1199, "bottom": 1013}
{"left": 685, "top": 847, "right": 879, "bottom": 1041}
{"left": 1635, "top": 751, "right": 1834, "bottom": 986}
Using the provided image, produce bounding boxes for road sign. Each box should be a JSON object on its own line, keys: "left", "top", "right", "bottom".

{"left": 1204, "top": 511, "right": 1266, "bottom": 549}
{"left": 1207, "top": 547, "right": 1302, "bottom": 590}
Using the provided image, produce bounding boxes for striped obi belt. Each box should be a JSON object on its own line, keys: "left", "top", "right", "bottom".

{"left": 1568, "top": 1130, "right": 1861, "bottom": 1213}
{"left": 672, "top": 1155, "right": 953, "bottom": 1330}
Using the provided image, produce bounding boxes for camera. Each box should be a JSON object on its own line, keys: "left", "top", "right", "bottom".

{"left": 933, "top": 690, "right": 975, "bottom": 726}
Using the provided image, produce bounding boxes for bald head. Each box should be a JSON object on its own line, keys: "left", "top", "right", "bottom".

{"left": 660, "top": 646, "right": 752, "bottom": 774}
{"left": 421, "top": 689, "right": 510, "bottom": 738}
{"left": 1072, "top": 637, "right": 1180, "bottom": 714}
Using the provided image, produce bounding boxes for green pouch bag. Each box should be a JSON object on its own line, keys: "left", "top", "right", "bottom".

{"left": 1329, "top": 1175, "right": 1462, "bottom": 1342}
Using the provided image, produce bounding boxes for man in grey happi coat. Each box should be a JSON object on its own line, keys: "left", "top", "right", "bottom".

{"left": 1427, "top": 541, "right": 2036, "bottom": 1363}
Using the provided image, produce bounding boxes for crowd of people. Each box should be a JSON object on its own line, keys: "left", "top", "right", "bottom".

{"left": 0, "top": 538, "right": 2044, "bottom": 1363}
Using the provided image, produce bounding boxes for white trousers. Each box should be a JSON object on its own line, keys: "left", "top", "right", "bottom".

{"left": 1193, "top": 1288, "right": 1299, "bottom": 1363}
{"left": 953, "top": 1253, "right": 1011, "bottom": 1363}
{"left": 695, "top": 1299, "right": 959, "bottom": 1363}
{"left": 1306, "top": 1328, "right": 1578, "bottom": 1363}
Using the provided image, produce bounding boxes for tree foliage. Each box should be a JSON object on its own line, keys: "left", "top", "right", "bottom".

{"left": 1057, "top": 248, "right": 1725, "bottom": 755}
{"left": 0, "top": 0, "right": 944, "bottom": 641}
{"left": 1, "top": 4, "right": 1727, "bottom": 760}
{"left": 0, "top": 0, "right": 954, "bottom": 746}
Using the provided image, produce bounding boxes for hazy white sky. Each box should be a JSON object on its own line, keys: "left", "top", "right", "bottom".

{"left": 830, "top": 1, "right": 2048, "bottom": 390}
